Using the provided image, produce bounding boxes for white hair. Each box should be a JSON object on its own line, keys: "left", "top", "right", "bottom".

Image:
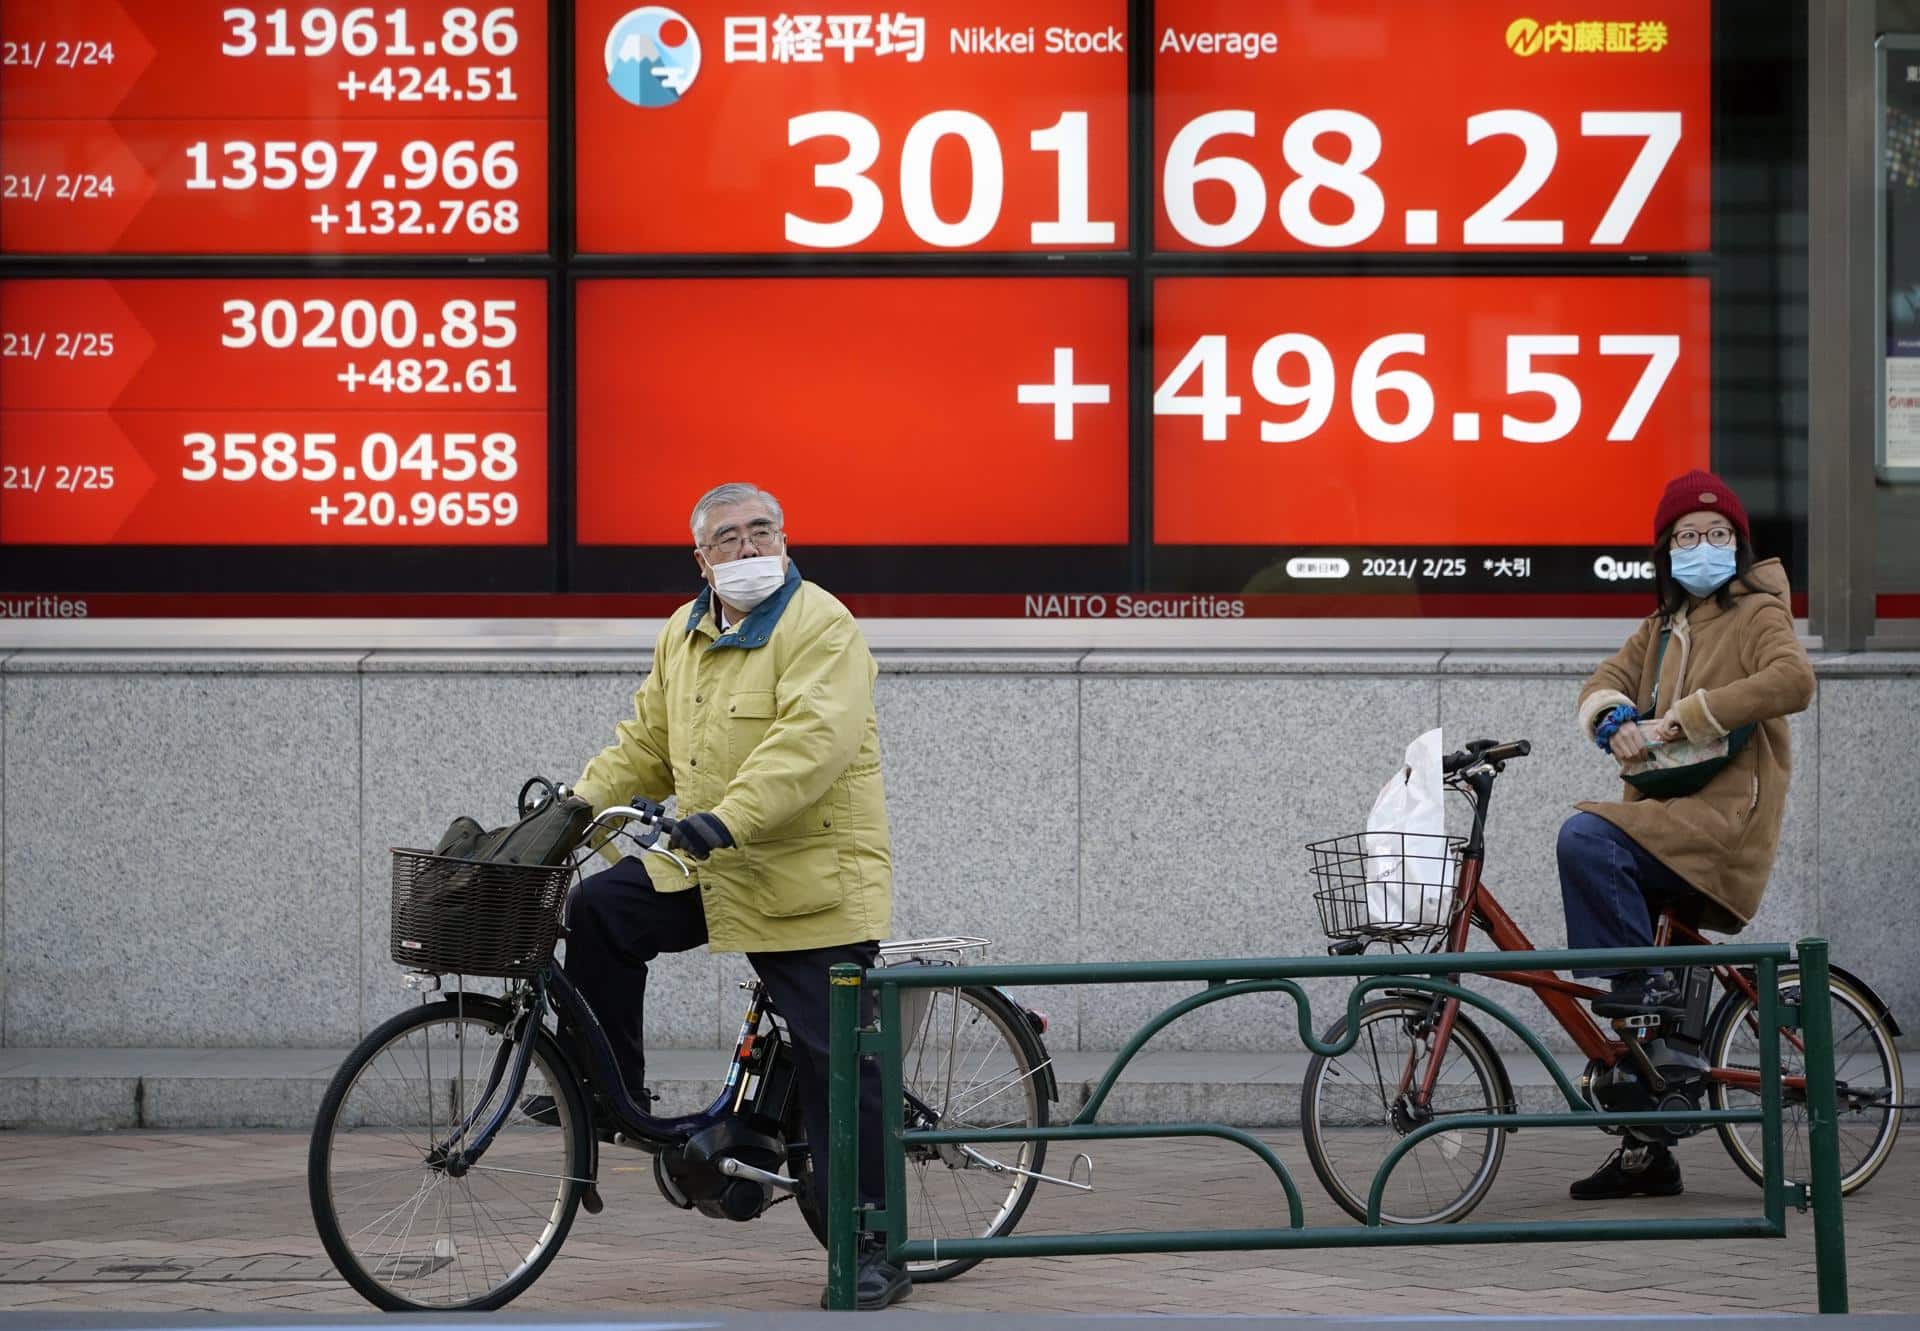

{"left": 689, "top": 482, "right": 784, "bottom": 545}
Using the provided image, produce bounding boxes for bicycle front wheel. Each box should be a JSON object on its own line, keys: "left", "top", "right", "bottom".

{"left": 1301, "top": 996, "right": 1511, "bottom": 1224}
{"left": 1707, "top": 966, "right": 1903, "bottom": 1194}
{"left": 309, "top": 994, "right": 591, "bottom": 1312}
{"left": 795, "top": 984, "right": 1051, "bottom": 1282}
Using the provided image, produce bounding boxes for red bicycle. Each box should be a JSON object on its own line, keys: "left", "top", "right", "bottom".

{"left": 1297, "top": 738, "right": 1904, "bottom": 1224}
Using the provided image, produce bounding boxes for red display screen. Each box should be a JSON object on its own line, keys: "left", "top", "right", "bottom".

{"left": 0, "top": 2, "right": 548, "bottom": 254}
{"left": 0, "top": 277, "right": 548, "bottom": 543}
{"left": 574, "top": 277, "right": 1128, "bottom": 543}
{"left": 1154, "top": 0, "right": 1710, "bottom": 252}
{"left": 573, "top": 0, "right": 1129, "bottom": 253}
{"left": 0, "top": 2, "right": 1793, "bottom": 620}
{"left": 1153, "top": 275, "right": 1711, "bottom": 547}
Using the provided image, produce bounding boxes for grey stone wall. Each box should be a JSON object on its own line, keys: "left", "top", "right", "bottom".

{"left": 2, "top": 649, "right": 1915, "bottom": 1052}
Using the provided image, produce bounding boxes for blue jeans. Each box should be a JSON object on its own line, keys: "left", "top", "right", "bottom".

{"left": 1556, "top": 812, "right": 1699, "bottom": 978}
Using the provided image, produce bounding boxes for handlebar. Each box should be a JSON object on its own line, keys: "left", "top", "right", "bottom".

{"left": 572, "top": 791, "right": 694, "bottom": 877}
{"left": 1442, "top": 738, "right": 1532, "bottom": 776}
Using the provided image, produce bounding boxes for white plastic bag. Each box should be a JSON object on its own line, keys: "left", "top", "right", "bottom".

{"left": 1362, "top": 728, "right": 1451, "bottom": 928}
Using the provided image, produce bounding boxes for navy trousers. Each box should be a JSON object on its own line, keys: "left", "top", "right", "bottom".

{"left": 1556, "top": 811, "right": 1700, "bottom": 977}
{"left": 562, "top": 855, "right": 887, "bottom": 1207}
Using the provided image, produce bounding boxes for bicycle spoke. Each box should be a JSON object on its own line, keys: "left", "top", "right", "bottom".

{"left": 375, "top": 1172, "right": 442, "bottom": 1281}
{"left": 462, "top": 1173, "right": 520, "bottom": 1292}
{"left": 348, "top": 1173, "right": 438, "bottom": 1249}
{"left": 946, "top": 1063, "right": 1042, "bottom": 1123}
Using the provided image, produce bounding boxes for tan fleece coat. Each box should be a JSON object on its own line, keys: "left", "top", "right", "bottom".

{"left": 1575, "top": 558, "right": 1815, "bottom": 932}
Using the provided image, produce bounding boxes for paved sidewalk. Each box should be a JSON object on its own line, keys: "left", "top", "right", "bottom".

{"left": 14, "top": 1049, "right": 1913, "bottom": 1132}
{"left": 2, "top": 1048, "right": 1628, "bottom": 1131}
{"left": 0, "top": 1123, "right": 1911, "bottom": 1318}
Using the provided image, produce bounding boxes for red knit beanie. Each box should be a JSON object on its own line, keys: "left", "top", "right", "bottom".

{"left": 1652, "top": 470, "right": 1749, "bottom": 544}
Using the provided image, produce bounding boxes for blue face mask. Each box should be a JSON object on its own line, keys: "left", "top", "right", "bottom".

{"left": 1670, "top": 543, "right": 1737, "bottom": 598}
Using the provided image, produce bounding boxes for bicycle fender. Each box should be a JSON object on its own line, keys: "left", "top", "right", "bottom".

{"left": 996, "top": 988, "right": 1059, "bottom": 1104}
{"left": 1715, "top": 962, "right": 1902, "bottom": 1038}
{"left": 1829, "top": 962, "right": 1903, "bottom": 1037}
{"left": 1452, "top": 1007, "right": 1520, "bottom": 1116}
{"left": 1363, "top": 996, "right": 1520, "bottom": 1116}
{"left": 534, "top": 1025, "right": 602, "bottom": 1186}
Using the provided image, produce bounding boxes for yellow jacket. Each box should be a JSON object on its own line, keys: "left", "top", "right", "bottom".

{"left": 573, "top": 564, "right": 892, "bottom": 952}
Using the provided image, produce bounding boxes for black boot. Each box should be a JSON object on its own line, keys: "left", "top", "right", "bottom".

{"left": 1591, "top": 970, "right": 1685, "bottom": 1018}
{"left": 1570, "top": 1141, "right": 1684, "bottom": 1199}
{"left": 819, "top": 1236, "right": 911, "bottom": 1311}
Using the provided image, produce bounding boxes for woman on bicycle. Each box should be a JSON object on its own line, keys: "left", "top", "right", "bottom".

{"left": 1558, "top": 469, "right": 1815, "bottom": 1199}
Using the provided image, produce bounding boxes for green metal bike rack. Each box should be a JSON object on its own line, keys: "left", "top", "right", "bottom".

{"left": 825, "top": 938, "right": 1851, "bottom": 1313}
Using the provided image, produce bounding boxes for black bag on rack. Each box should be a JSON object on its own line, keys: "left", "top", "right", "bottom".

{"left": 432, "top": 776, "right": 595, "bottom": 867}
{"left": 391, "top": 778, "right": 594, "bottom": 973}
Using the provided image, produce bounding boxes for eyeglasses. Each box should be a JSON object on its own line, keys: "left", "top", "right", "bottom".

{"left": 698, "top": 521, "right": 784, "bottom": 558}
{"left": 1671, "top": 526, "right": 1736, "bottom": 550}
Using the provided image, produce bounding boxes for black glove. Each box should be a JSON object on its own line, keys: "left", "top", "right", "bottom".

{"left": 668, "top": 811, "right": 733, "bottom": 860}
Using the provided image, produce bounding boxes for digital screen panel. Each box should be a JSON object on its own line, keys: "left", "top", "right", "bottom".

{"left": 0, "top": 3, "right": 1806, "bottom": 621}
{"left": 0, "top": 2, "right": 549, "bottom": 254}
{"left": 0, "top": 277, "right": 548, "bottom": 544}
{"left": 573, "top": 0, "right": 1128, "bottom": 253}
{"left": 1153, "top": 0, "right": 1710, "bottom": 252}
{"left": 1152, "top": 275, "right": 1711, "bottom": 593}
{"left": 573, "top": 277, "right": 1128, "bottom": 584}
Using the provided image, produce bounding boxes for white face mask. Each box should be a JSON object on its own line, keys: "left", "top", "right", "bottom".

{"left": 709, "top": 554, "right": 785, "bottom": 610}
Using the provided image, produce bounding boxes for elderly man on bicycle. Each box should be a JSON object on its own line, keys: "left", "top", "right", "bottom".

{"left": 562, "top": 481, "right": 905, "bottom": 1309}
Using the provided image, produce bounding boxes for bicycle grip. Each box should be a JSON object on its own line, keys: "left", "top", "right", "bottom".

{"left": 1442, "top": 738, "right": 1531, "bottom": 773}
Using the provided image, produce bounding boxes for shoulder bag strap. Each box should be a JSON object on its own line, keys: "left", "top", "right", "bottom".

{"left": 1647, "top": 624, "right": 1671, "bottom": 715}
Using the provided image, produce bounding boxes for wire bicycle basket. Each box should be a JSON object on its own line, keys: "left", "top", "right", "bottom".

{"left": 389, "top": 848, "right": 572, "bottom": 977}
{"left": 1307, "top": 831, "right": 1468, "bottom": 943}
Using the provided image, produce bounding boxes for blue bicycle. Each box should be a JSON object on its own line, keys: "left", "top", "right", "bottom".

{"left": 308, "top": 792, "right": 1063, "bottom": 1312}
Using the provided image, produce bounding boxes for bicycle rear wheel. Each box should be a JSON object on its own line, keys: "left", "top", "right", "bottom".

{"left": 795, "top": 984, "right": 1051, "bottom": 1282}
{"left": 1301, "top": 996, "right": 1511, "bottom": 1224}
{"left": 1707, "top": 967, "right": 1903, "bottom": 1194}
{"left": 309, "top": 994, "right": 591, "bottom": 1311}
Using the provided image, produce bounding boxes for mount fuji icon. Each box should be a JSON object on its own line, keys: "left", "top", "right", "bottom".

{"left": 609, "top": 23, "right": 692, "bottom": 107}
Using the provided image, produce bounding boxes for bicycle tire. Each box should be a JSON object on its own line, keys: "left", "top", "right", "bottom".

{"left": 793, "top": 983, "right": 1051, "bottom": 1282}
{"left": 1300, "top": 996, "right": 1512, "bottom": 1224}
{"left": 309, "top": 994, "right": 592, "bottom": 1312}
{"left": 1706, "top": 966, "right": 1903, "bottom": 1195}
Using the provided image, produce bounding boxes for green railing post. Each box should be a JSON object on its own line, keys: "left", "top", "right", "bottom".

{"left": 825, "top": 962, "right": 862, "bottom": 1312}
{"left": 1756, "top": 957, "right": 1787, "bottom": 1233}
{"left": 1797, "top": 938, "right": 1849, "bottom": 1314}
{"left": 878, "top": 982, "right": 908, "bottom": 1261}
